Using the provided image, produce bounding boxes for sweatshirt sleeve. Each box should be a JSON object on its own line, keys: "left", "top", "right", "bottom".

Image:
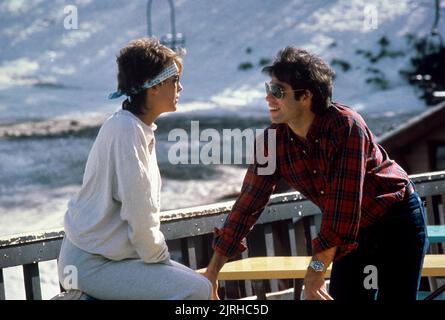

{"left": 112, "top": 123, "right": 169, "bottom": 263}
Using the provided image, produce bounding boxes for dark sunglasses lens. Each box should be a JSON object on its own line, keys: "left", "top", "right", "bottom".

{"left": 265, "top": 83, "right": 283, "bottom": 99}
{"left": 272, "top": 85, "right": 283, "bottom": 99}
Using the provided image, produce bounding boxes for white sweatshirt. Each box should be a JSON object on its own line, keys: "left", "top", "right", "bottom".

{"left": 64, "top": 109, "right": 170, "bottom": 263}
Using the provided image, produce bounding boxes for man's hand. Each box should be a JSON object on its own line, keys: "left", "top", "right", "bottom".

{"left": 303, "top": 268, "right": 333, "bottom": 300}
{"left": 303, "top": 246, "right": 337, "bottom": 300}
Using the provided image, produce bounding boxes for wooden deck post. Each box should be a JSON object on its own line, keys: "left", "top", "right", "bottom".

{"left": 0, "top": 269, "right": 5, "bottom": 300}
{"left": 23, "top": 263, "right": 42, "bottom": 300}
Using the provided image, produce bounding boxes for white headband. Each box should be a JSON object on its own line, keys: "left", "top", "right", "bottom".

{"left": 108, "top": 63, "right": 179, "bottom": 99}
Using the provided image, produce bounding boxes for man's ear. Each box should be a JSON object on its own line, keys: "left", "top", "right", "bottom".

{"left": 303, "top": 90, "right": 313, "bottom": 102}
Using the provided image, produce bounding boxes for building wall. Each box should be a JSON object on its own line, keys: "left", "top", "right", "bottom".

{"left": 386, "top": 126, "right": 445, "bottom": 174}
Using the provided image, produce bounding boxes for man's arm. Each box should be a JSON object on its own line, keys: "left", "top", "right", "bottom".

{"left": 305, "top": 118, "right": 370, "bottom": 299}
{"left": 203, "top": 128, "right": 280, "bottom": 299}
{"left": 203, "top": 162, "right": 278, "bottom": 299}
{"left": 303, "top": 247, "right": 337, "bottom": 300}
{"left": 313, "top": 118, "right": 369, "bottom": 257}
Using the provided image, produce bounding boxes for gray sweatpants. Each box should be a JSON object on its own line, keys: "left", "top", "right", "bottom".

{"left": 57, "top": 237, "right": 212, "bottom": 300}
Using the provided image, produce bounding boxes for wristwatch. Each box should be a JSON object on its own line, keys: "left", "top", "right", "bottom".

{"left": 309, "top": 260, "right": 326, "bottom": 272}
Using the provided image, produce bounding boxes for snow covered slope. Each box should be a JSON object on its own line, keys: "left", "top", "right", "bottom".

{"left": 1, "top": 0, "right": 443, "bottom": 123}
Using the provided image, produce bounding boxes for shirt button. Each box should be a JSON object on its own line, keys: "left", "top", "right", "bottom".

{"left": 320, "top": 190, "right": 325, "bottom": 195}
{"left": 315, "top": 139, "right": 319, "bottom": 143}
{"left": 302, "top": 150, "right": 307, "bottom": 154}
{"left": 313, "top": 170, "right": 317, "bottom": 174}
{"left": 290, "top": 138, "right": 294, "bottom": 142}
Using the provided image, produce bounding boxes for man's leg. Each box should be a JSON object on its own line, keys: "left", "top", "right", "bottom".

{"left": 329, "top": 227, "right": 378, "bottom": 301}
{"left": 376, "top": 193, "right": 428, "bottom": 301}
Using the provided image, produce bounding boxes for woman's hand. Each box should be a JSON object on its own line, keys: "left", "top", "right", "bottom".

{"left": 203, "top": 269, "right": 220, "bottom": 300}
{"left": 203, "top": 252, "right": 229, "bottom": 300}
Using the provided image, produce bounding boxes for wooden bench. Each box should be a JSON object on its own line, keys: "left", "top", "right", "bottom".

{"left": 198, "top": 254, "right": 445, "bottom": 299}
{"left": 198, "top": 255, "right": 445, "bottom": 280}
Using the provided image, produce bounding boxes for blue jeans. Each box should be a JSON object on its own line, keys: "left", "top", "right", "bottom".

{"left": 329, "top": 191, "right": 429, "bottom": 301}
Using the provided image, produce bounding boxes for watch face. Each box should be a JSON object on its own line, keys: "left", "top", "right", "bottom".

{"left": 310, "top": 260, "right": 325, "bottom": 271}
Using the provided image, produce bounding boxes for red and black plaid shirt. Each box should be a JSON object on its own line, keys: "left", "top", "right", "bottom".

{"left": 213, "top": 103, "right": 410, "bottom": 261}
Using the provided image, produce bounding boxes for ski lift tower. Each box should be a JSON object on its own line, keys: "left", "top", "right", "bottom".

{"left": 410, "top": 0, "right": 445, "bottom": 105}
{"left": 147, "top": 0, "right": 185, "bottom": 52}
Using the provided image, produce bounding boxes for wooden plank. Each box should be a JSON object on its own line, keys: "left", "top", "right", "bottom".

{"left": 427, "top": 225, "right": 445, "bottom": 244}
{"left": 293, "top": 218, "right": 308, "bottom": 256}
{"left": 423, "top": 255, "right": 445, "bottom": 277}
{"left": 160, "top": 196, "right": 322, "bottom": 240}
{"left": 56, "top": 259, "right": 65, "bottom": 293}
{"left": 309, "top": 216, "right": 318, "bottom": 240}
{"left": 245, "top": 225, "right": 268, "bottom": 300}
{"left": 425, "top": 196, "right": 441, "bottom": 256}
{"left": 23, "top": 263, "right": 42, "bottom": 300}
{"left": 0, "top": 238, "right": 62, "bottom": 269}
{"left": 291, "top": 218, "right": 307, "bottom": 300}
{"left": 412, "top": 179, "right": 445, "bottom": 197}
{"left": 196, "top": 255, "right": 445, "bottom": 280}
{"left": 302, "top": 217, "right": 314, "bottom": 255}
{"left": 425, "top": 196, "right": 436, "bottom": 226}
{"left": 293, "top": 279, "right": 304, "bottom": 300}
{"left": 0, "top": 229, "right": 64, "bottom": 247}
{"left": 287, "top": 221, "right": 298, "bottom": 256}
{"left": 0, "top": 268, "right": 5, "bottom": 300}
{"left": 410, "top": 171, "right": 445, "bottom": 185}
{"left": 264, "top": 224, "right": 279, "bottom": 293}
{"left": 432, "top": 196, "right": 442, "bottom": 225}
{"left": 439, "top": 195, "right": 445, "bottom": 253}
{"left": 241, "top": 250, "right": 253, "bottom": 297}
{"left": 185, "top": 237, "right": 197, "bottom": 270}
{"left": 196, "top": 256, "right": 314, "bottom": 280}
{"left": 252, "top": 280, "right": 266, "bottom": 300}
{"left": 439, "top": 195, "right": 445, "bottom": 225}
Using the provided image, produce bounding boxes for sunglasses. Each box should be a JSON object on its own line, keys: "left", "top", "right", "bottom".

{"left": 171, "top": 75, "right": 180, "bottom": 84}
{"left": 265, "top": 82, "right": 305, "bottom": 99}
{"left": 158, "top": 75, "right": 180, "bottom": 87}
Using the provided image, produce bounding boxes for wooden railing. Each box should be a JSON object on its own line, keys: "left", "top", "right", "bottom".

{"left": 1, "top": 171, "right": 444, "bottom": 300}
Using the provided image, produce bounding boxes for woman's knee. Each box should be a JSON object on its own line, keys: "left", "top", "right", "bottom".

{"left": 188, "top": 276, "right": 212, "bottom": 300}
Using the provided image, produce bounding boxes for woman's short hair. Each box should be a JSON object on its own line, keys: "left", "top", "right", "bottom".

{"left": 262, "top": 47, "right": 335, "bottom": 115}
{"left": 116, "top": 37, "right": 183, "bottom": 115}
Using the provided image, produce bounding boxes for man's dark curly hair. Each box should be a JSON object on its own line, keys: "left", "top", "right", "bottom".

{"left": 115, "top": 37, "right": 183, "bottom": 115}
{"left": 262, "top": 47, "right": 335, "bottom": 115}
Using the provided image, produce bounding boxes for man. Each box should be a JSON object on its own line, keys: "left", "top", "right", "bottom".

{"left": 203, "top": 47, "right": 428, "bottom": 301}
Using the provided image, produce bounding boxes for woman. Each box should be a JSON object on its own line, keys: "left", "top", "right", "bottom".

{"left": 57, "top": 38, "right": 211, "bottom": 300}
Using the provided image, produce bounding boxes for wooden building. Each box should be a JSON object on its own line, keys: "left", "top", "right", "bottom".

{"left": 379, "top": 101, "right": 445, "bottom": 174}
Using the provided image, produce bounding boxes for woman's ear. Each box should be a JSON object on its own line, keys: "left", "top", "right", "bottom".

{"left": 148, "top": 85, "right": 161, "bottom": 96}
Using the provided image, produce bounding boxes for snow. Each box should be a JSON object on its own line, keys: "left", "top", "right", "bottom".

{"left": 1, "top": 0, "right": 443, "bottom": 299}
{"left": 1, "top": 0, "right": 440, "bottom": 120}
